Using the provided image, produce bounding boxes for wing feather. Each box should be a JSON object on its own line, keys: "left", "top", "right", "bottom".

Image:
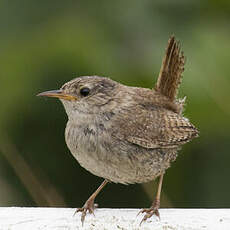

{"left": 112, "top": 107, "right": 198, "bottom": 149}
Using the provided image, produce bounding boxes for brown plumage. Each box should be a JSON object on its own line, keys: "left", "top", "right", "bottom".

{"left": 38, "top": 35, "right": 198, "bottom": 225}
{"left": 155, "top": 36, "right": 185, "bottom": 101}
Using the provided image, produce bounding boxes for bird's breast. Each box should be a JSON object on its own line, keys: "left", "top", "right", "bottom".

{"left": 65, "top": 119, "right": 111, "bottom": 176}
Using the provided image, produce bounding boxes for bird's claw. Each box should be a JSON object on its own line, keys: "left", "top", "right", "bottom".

{"left": 74, "top": 199, "right": 98, "bottom": 225}
{"left": 139, "top": 200, "right": 160, "bottom": 225}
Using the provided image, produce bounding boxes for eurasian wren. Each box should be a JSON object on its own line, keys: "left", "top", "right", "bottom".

{"left": 38, "top": 36, "right": 198, "bottom": 224}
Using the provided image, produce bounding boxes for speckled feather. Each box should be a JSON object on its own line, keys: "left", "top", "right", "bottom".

{"left": 112, "top": 104, "right": 197, "bottom": 149}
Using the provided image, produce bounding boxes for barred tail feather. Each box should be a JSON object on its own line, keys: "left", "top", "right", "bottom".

{"left": 155, "top": 36, "right": 185, "bottom": 101}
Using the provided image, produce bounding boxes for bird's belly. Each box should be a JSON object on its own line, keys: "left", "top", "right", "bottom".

{"left": 65, "top": 122, "right": 178, "bottom": 184}
{"left": 73, "top": 146, "right": 177, "bottom": 184}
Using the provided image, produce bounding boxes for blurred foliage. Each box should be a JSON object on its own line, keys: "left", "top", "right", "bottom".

{"left": 0, "top": 0, "right": 230, "bottom": 209}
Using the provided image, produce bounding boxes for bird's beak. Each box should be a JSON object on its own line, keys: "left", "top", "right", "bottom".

{"left": 37, "top": 90, "right": 77, "bottom": 101}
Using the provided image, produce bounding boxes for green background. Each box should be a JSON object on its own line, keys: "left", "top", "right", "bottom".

{"left": 0, "top": 0, "right": 230, "bottom": 209}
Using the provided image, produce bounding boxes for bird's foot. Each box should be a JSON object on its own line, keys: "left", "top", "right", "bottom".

{"left": 138, "top": 199, "right": 160, "bottom": 225}
{"left": 74, "top": 198, "right": 98, "bottom": 225}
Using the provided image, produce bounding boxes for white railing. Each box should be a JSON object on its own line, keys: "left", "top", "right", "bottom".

{"left": 0, "top": 208, "right": 229, "bottom": 229}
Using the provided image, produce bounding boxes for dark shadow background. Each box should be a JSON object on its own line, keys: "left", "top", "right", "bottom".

{"left": 0, "top": 0, "right": 230, "bottom": 209}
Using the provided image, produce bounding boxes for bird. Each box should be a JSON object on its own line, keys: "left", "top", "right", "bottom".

{"left": 38, "top": 36, "right": 198, "bottom": 225}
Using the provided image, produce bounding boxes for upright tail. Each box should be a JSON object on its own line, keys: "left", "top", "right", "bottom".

{"left": 155, "top": 36, "right": 185, "bottom": 101}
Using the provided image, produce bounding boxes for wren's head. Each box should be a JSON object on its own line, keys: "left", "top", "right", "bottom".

{"left": 38, "top": 76, "right": 119, "bottom": 119}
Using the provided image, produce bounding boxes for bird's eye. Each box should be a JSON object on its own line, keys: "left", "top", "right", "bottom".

{"left": 80, "top": 87, "right": 90, "bottom": 97}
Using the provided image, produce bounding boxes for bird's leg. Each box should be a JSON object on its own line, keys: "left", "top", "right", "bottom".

{"left": 75, "top": 179, "right": 108, "bottom": 225}
{"left": 139, "top": 173, "right": 164, "bottom": 225}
